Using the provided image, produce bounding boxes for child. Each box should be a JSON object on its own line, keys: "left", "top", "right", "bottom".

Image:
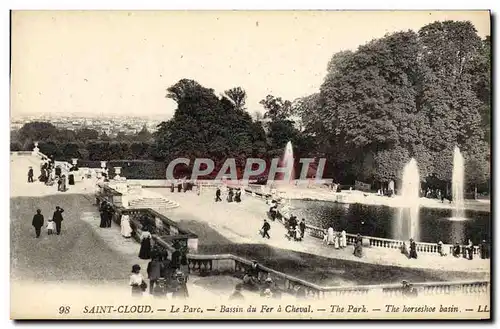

{"left": 294, "top": 226, "right": 302, "bottom": 241}
{"left": 322, "top": 229, "right": 328, "bottom": 245}
{"left": 47, "top": 218, "right": 55, "bottom": 235}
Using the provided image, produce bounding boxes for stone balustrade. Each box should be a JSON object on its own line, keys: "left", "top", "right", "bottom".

{"left": 186, "top": 253, "right": 489, "bottom": 299}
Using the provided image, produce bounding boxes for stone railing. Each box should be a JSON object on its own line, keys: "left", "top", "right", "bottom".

{"left": 186, "top": 253, "right": 489, "bottom": 299}
{"left": 305, "top": 224, "right": 481, "bottom": 255}
{"left": 244, "top": 188, "right": 487, "bottom": 257}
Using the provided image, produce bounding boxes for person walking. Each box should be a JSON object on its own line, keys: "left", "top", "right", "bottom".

{"left": 147, "top": 256, "right": 162, "bottom": 295}
{"left": 32, "top": 209, "right": 44, "bottom": 238}
{"left": 99, "top": 201, "right": 108, "bottom": 228}
{"left": 409, "top": 238, "right": 418, "bottom": 259}
{"left": 261, "top": 219, "right": 271, "bottom": 239}
{"left": 299, "top": 219, "right": 306, "bottom": 240}
{"left": 138, "top": 230, "right": 152, "bottom": 260}
{"left": 340, "top": 230, "right": 347, "bottom": 248}
{"left": 46, "top": 218, "right": 55, "bottom": 235}
{"left": 215, "top": 187, "right": 222, "bottom": 202}
{"left": 52, "top": 206, "right": 64, "bottom": 235}
{"left": 327, "top": 227, "right": 334, "bottom": 245}
{"left": 28, "top": 167, "right": 34, "bottom": 183}
{"left": 120, "top": 214, "right": 132, "bottom": 238}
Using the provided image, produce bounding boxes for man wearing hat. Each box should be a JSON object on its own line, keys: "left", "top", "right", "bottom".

{"left": 52, "top": 206, "right": 65, "bottom": 235}
{"left": 32, "top": 209, "right": 44, "bottom": 238}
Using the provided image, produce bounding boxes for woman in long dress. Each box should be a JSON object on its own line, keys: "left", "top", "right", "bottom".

{"left": 354, "top": 234, "right": 363, "bottom": 258}
{"left": 138, "top": 230, "right": 152, "bottom": 260}
{"left": 327, "top": 227, "right": 334, "bottom": 245}
{"left": 99, "top": 201, "right": 108, "bottom": 228}
{"left": 121, "top": 214, "right": 132, "bottom": 238}
{"left": 334, "top": 233, "right": 340, "bottom": 249}
{"left": 341, "top": 230, "right": 347, "bottom": 248}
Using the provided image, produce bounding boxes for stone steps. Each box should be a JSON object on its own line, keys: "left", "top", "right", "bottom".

{"left": 128, "top": 197, "right": 179, "bottom": 210}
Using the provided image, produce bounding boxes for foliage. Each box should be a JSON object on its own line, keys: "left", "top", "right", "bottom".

{"left": 313, "top": 21, "right": 490, "bottom": 189}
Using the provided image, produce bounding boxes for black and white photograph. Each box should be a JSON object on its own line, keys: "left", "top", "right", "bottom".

{"left": 8, "top": 10, "right": 491, "bottom": 320}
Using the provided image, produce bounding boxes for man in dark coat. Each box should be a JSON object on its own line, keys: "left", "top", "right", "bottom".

{"left": 409, "top": 238, "right": 418, "bottom": 259}
{"left": 479, "top": 240, "right": 489, "bottom": 259}
{"left": 261, "top": 219, "right": 271, "bottom": 239}
{"left": 32, "top": 209, "right": 44, "bottom": 238}
{"left": 147, "top": 256, "right": 163, "bottom": 295}
{"left": 106, "top": 204, "right": 115, "bottom": 227}
{"left": 28, "top": 167, "right": 34, "bottom": 183}
{"left": 299, "top": 219, "right": 306, "bottom": 239}
{"left": 215, "top": 188, "right": 222, "bottom": 202}
{"left": 52, "top": 206, "right": 65, "bottom": 235}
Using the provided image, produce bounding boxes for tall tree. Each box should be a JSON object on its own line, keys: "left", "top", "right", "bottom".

{"left": 260, "top": 95, "right": 293, "bottom": 121}
{"left": 224, "top": 87, "right": 247, "bottom": 111}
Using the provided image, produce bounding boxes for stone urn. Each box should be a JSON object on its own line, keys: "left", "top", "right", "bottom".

{"left": 114, "top": 167, "right": 122, "bottom": 180}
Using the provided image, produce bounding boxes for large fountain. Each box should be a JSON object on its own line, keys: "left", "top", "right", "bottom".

{"left": 394, "top": 158, "right": 420, "bottom": 241}
{"left": 272, "top": 141, "right": 295, "bottom": 184}
{"left": 451, "top": 146, "right": 466, "bottom": 220}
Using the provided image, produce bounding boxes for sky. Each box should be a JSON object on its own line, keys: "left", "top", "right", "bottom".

{"left": 11, "top": 10, "right": 490, "bottom": 120}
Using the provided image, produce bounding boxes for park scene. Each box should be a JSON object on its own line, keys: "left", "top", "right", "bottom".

{"left": 10, "top": 11, "right": 490, "bottom": 318}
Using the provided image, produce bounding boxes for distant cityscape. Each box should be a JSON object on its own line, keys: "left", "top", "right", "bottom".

{"left": 10, "top": 113, "right": 166, "bottom": 137}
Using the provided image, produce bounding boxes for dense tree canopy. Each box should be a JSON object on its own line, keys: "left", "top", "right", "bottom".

{"left": 294, "top": 20, "right": 491, "bottom": 190}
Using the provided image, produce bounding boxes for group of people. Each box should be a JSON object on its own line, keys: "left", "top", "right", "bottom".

{"left": 285, "top": 215, "right": 306, "bottom": 242}
{"left": 131, "top": 231, "right": 190, "bottom": 298}
{"left": 28, "top": 156, "right": 70, "bottom": 193}
{"left": 31, "top": 206, "right": 65, "bottom": 238}
{"left": 322, "top": 227, "right": 348, "bottom": 249}
{"left": 98, "top": 200, "right": 116, "bottom": 228}
{"left": 170, "top": 179, "right": 194, "bottom": 193}
{"left": 215, "top": 187, "right": 242, "bottom": 203}
{"left": 423, "top": 188, "right": 453, "bottom": 203}
{"left": 376, "top": 188, "right": 394, "bottom": 197}
{"left": 400, "top": 239, "right": 419, "bottom": 259}
{"left": 450, "top": 239, "right": 490, "bottom": 260}
{"left": 236, "top": 261, "right": 282, "bottom": 300}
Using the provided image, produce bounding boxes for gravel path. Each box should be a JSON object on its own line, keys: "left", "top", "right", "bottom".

{"left": 10, "top": 193, "right": 133, "bottom": 284}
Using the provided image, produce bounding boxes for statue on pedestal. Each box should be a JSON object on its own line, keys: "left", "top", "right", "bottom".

{"left": 32, "top": 142, "right": 40, "bottom": 156}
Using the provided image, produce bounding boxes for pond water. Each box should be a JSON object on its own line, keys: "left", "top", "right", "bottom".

{"left": 288, "top": 200, "right": 491, "bottom": 244}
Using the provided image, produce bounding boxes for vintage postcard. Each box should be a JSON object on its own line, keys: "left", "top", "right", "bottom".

{"left": 10, "top": 10, "right": 491, "bottom": 320}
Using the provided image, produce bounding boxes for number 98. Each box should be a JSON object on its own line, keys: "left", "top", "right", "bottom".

{"left": 58, "top": 306, "right": 70, "bottom": 314}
